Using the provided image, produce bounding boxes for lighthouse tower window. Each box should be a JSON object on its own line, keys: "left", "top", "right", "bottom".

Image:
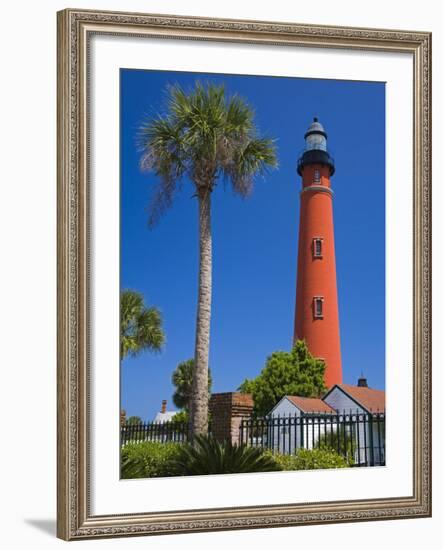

{"left": 313, "top": 169, "right": 321, "bottom": 183}
{"left": 313, "top": 238, "right": 323, "bottom": 258}
{"left": 313, "top": 297, "right": 324, "bottom": 319}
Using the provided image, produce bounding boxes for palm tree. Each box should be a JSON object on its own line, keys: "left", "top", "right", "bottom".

{"left": 120, "top": 289, "right": 165, "bottom": 359}
{"left": 173, "top": 435, "right": 281, "bottom": 475}
{"left": 172, "top": 358, "right": 212, "bottom": 410}
{"left": 138, "top": 82, "right": 277, "bottom": 437}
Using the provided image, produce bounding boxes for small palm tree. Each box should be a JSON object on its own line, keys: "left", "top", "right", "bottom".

{"left": 173, "top": 435, "right": 281, "bottom": 475}
{"left": 120, "top": 289, "right": 165, "bottom": 360}
{"left": 138, "top": 82, "right": 277, "bottom": 438}
{"left": 172, "top": 358, "right": 212, "bottom": 411}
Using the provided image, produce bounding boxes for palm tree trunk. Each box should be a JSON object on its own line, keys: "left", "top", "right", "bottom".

{"left": 190, "top": 188, "right": 212, "bottom": 438}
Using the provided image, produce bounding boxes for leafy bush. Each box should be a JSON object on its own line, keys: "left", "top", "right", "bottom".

{"left": 171, "top": 410, "right": 189, "bottom": 423}
{"left": 121, "top": 439, "right": 350, "bottom": 478}
{"left": 121, "top": 441, "right": 182, "bottom": 479}
{"left": 125, "top": 415, "right": 143, "bottom": 425}
{"left": 264, "top": 448, "right": 350, "bottom": 470}
{"left": 315, "top": 429, "right": 355, "bottom": 465}
{"left": 173, "top": 435, "right": 282, "bottom": 475}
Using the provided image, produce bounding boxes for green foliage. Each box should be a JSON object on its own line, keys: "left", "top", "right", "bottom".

{"left": 172, "top": 409, "right": 212, "bottom": 425}
{"left": 120, "top": 441, "right": 349, "bottom": 478}
{"left": 172, "top": 359, "right": 212, "bottom": 410}
{"left": 315, "top": 428, "right": 356, "bottom": 465}
{"left": 125, "top": 416, "right": 143, "bottom": 425}
{"left": 138, "top": 81, "right": 278, "bottom": 226}
{"left": 238, "top": 340, "right": 327, "bottom": 416}
{"left": 120, "top": 289, "right": 165, "bottom": 359}
{"left": 173, "top": 435, "right": 281, "bottom": 475}
{"left": 171, "top": 410, "right": 189, "bottom": 424}
{"left": 120, "top": 442, "right": 182, "bottom": 479}
{"left": 264, "top": 448, "right": 350, "bottom": 471}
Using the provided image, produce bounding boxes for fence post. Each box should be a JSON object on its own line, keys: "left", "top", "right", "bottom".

{"left": 368, "top": 412, "right": 375, "bottom": 466}
{"left": 375, "top": 411, "right": 386, "bottom": 465}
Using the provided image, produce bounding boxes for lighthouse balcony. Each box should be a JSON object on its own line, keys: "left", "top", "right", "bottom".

{"left": 297, "top": 149, "right": 335, "bottom": 176}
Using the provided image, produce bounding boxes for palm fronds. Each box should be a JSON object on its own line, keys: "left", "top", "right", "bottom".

{"left": 173, "top": 435, "right": 281, "bottom": 475}
{"left": 138, "top": 81, "right": 278, "bottom": 224}
{"left": 172, "top": 359, "right": 212, "bottom": 410}
{"left": 120, "top": 289, "right": 165, "bottom": 359}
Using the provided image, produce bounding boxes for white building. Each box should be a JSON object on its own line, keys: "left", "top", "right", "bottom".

{"left": 267, "top": 383, "right": 385, "bottom": 465}
{"left": 323, "top": 383, "right": 385, "bottom": 465}
{"left": 269, "top": 396, "right": 336, "bottom": 455}
{"left": 153, "top": 399, "right": 177, "bottom": 423}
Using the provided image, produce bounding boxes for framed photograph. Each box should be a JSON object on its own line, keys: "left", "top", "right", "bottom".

{"left": 57, "top": 8, "right": 431, "bottom": 540}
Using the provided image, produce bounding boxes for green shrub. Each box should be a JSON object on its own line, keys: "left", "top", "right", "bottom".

{"left": 264, "top": 447, "right": 350, "bottom": 470}
{"left": 315, "top": 429, "right": 355, "bottom": 465}
{"left": 121, "top": 440, "right": 350, "bottom": 478}
{"left": 121, "top": 441, "right": 182, "bottom": 479}
{"left": 173, "top": 435, "right": 282, "bottom": 475}
{"left": 171, "top": 410, "right": 189, "bottom": 423}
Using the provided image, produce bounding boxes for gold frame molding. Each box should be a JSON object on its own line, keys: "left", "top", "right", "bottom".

{"left": 57, "top": 8, "right": 432, "bottom": 540}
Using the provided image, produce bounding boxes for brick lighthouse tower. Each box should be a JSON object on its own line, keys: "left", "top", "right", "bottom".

{"left": 294, "top": 118, "right": 342, "bottom": 387}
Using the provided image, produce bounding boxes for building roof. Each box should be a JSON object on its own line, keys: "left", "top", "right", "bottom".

{"left": 332, "top": 384, "right": 385, "bottom": 412}
{"left": 286, "top": 395, "right": 336, "bottom": 414}
{"left": 153, "top": 411, "right": 177, "bottom": 423}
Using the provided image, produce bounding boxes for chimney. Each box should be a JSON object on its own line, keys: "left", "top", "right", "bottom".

{"left": 357, "top": 374, "right": 368, "bottom": 387}
{"left": 161, "top": 399, "right": 167, "bottom": 413}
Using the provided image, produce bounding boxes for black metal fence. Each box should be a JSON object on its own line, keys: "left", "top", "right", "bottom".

{"left": 240, "top": 412, "right": 385, "bottom": 466}
{"left": 121, "top": 421, "right": 189, "bottom": 446}
{"left": 121, "top": 412, "right": 385, "bottom": 467}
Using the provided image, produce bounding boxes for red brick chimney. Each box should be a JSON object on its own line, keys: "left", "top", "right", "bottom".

{"left": 161, "top": 399, "right": 167, "bottom": 413}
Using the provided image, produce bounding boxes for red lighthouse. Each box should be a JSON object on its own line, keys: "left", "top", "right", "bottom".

{"left": 294, "top": 118, "right": 343, "bottom": 387}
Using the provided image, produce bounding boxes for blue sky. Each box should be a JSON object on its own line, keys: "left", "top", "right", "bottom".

{"left": 120, "top": 69, "right": 385, "bottom": 421}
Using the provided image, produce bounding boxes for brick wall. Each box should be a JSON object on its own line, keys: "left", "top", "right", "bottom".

{"left": 120, "top": 409, "right": 126, "bottom": 426}
{"left": 209, "top": 392, "right": 253, "bottom": 445}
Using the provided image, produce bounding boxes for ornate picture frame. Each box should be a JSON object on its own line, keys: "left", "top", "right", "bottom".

{"left": 57, "top": 8, "right": 431, "bottom": 540}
